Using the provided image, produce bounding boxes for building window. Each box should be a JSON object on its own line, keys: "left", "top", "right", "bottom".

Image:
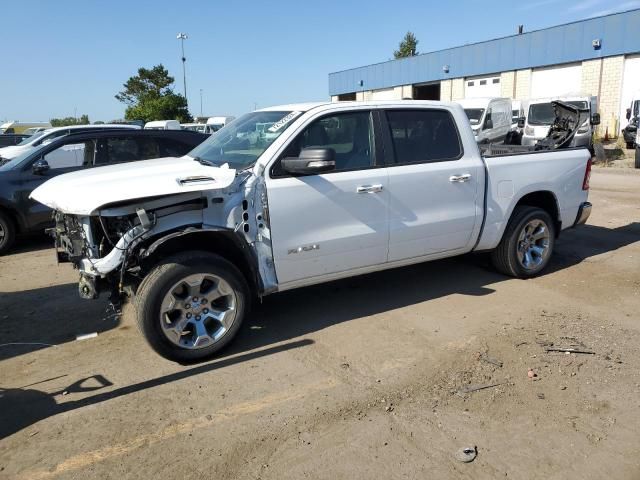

{"left": 492, "top": 78, "right": 500, "bottom": 84}
{"left": 480, "top": 80, "right": 487, "bottom": 85}
{"left": 337, "top": 92, "right": 357, "bottom": 101}
{"left": 467, "top": 81, "right": 474, "bottom": 87}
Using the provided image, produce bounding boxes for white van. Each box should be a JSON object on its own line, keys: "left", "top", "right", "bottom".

{"left": 0, "top": 121, "right": 51, "bottom": 134}
{"left": 205, "top": 116, "right": 235, "bottom": 134}
{"left": 521, "top": 96, "right": 598, "bottom": 148}
{"left": 144, "top": 120, "right": 181, "bottom": 130}
{"left": 181, "top": 123, "right": 207, "bottom": 133}
{"left": 457, "top": 98, "right": 512, "bottom": 144}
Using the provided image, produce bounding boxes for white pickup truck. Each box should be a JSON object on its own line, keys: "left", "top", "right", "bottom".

{"left": 31, "top": 101, "right": 593, "bottom": 362}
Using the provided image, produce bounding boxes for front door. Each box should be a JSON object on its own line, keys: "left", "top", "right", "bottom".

{"left": 265, "top": 110, "right": 389, "bottom": 286}
{"left": 381, "top": 108, "right": 482, "bottom": 262}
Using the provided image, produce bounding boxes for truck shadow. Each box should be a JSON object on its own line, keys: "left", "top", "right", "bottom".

{"left": 0, "top": 340, "right": 313, "bottom": 439}
{"left": 0, "top": 283, "right": 115, "bottom": 361}
{"left": 227, "top": 222, "right": 640, "bottom": 355}
{"left": 1, "top": 222, "right": 636, "bottom": 438}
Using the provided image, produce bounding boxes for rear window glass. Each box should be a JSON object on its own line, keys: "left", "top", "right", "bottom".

{"left": 385, "top": 110, "right": 462, "bottom": 164}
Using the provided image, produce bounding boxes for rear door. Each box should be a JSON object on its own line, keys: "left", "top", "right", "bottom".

{"left": 382, "top": 108, "right": 482, "bottom": 262}
{"left": 265, "top": 109, "right": 389, "bottom": 286}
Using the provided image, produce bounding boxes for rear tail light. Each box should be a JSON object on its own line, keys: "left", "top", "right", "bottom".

{"left": 582, "top": 158, "right": 592, "bottom": 190}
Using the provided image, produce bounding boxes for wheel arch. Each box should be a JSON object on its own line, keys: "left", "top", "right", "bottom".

{"left": 138, "top": 228, "right": 261, "bottom": 297}
{"left": 512, "top": 190, "right": 561, "bottom": 236}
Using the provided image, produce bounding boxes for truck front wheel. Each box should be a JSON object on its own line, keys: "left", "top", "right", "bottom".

{"left": 491, "top": 206, "right": 555, "bottom": 278}
{"left": 135, "top": 251, "right": 250, "bottom": 363}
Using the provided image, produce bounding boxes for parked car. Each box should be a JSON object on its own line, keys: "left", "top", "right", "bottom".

{"left": 144, "top": 120, "right": 181, "bottom": 130}
{"left": 0, "top": 121, "right": 51, "bottom": 134}
{"left": 22, "top": 127, "right": 49, "bottom": 136}
{"left": 205, "top": 116, "right": 236, "bottom": 133}
{"left": 0, "top": 124, "right": 141, "bottom": 162}
{"left": 622, "top": 94, "right": 639, "bottom": 149}
{"left": 32, "top": 100, "right": 593, "bottom": 362}
{"left": 521, "top": 96, "right": 599, "bottom": 148}
{"left": 635, "top": 128, "right": 640, "bottom": 169}
{"left": 457, "top": 98, "right": 512, "bottom": 144}
{"left": 0, "top": 134, "right": 30, "bottom": 147}
{"left": 0, "top": 129, "right": 208, "bottom": 253}
{"left": 181, "top": 123, "right": 207, "bottom": 133}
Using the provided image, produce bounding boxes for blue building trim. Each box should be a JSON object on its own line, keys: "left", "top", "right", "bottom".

{"left": 329, "top": 9, "right": 640, "bottom": 96}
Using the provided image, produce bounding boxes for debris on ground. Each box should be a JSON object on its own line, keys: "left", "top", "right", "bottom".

{"left": 545, "top": 347, "right": 595, "bottom": 355}
{"left": 76, "top": 333, "right": 98, "bottom": 341}
{"left": 528, "top": 368, "right": 537, "bottom": 379}
{"left": 477, "top": 352, "right": 503, "bottom": 368}
{"left": 456, "top": 382, "right": 506, "bottom": 396}
{"left": 455, "top": 446, "right": 478, "bottom": 463}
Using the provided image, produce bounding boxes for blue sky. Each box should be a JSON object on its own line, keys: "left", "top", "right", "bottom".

{"left": 2, "top": 0, "right": 638, "bottom": 122}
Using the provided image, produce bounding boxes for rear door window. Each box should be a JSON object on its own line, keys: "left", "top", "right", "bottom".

{"left": 159, "top": 137, "right": 191, "bottom": 157}
{"left": 384, "top": 109, "right": 462, "bottom": 164}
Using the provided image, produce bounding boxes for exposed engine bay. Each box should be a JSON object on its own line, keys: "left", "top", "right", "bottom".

{"left": 51, "top": 170, "right": 278, "bottom": 306}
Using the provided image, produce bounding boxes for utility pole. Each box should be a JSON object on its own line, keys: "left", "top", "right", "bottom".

{"left": 176, "top": 33, "right": 188, "bottom": 106}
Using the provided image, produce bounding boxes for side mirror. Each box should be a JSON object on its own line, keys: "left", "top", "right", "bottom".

{"left": 626, "top": 108, "right": 631, "bottom": 120}
{"left": 281, "top": 148, "right": 336, "bottom": 175}
{"left": 32, "top": 158, "right": 50, "bottom": 175}
{"left": 517, "top": 117, "right": 525, "bottom": 128}
{"left": 484, "top": 118, "right": 493, "bottom": 130}
{"left": 591, "top": 113, "right": 601, "bottom": 126}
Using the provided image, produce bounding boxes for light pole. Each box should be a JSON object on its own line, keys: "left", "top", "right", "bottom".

{"left": 176, "top": 33, "right": 188, "bottom": 106}
{"left": 200, "top": 89, "right": 203, "bottom": 117}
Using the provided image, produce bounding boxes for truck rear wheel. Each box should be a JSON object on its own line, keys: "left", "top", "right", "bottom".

{"left": 635, "top": 148, "right": 640, "bottom": 169}
{"left": 134, "top": 251, "right": 250, "bottom": 363}
{"left": 491, "top": 206, "right": 555, "bottom": 278}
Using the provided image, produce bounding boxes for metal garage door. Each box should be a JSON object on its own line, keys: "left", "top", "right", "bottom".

{"left": 370, "top": 88, "right": 397, "bottom": 100}
{"left": 620, "top": 54, "right": 640, "bottom": 129}
{"left": 465, "top": 75, "right": 501, "bottom": 98}
{"left": 531, "top": 64, "right": 582, "bottom": 99}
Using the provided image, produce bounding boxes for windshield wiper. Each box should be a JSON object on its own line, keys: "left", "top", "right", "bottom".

{"left": 192, "top": 156, "right": 215, "bottom": 167}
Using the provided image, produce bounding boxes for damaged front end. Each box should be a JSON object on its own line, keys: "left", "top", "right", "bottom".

{"left": 51, "top": 193, "right": 208, "bottom": 303}
{"left": 34, "top": 159, "right": 280, "bottom": 308}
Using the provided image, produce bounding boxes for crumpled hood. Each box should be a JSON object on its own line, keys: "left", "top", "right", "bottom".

{"left": 30, "top": 156, "right": 237, "bottom": 215}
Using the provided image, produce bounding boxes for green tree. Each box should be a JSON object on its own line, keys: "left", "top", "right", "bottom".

{"left": 115, "top": 64, "right": 192, "bottom": 123}
{"left": 50, "top": 114, "right": 90, "bottom": 127}
{"left": 394, "top": 31, "right": 419, "bottom": 59}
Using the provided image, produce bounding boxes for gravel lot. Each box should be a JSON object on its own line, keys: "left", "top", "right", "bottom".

{"left": 1, "top": 168, "right": 639, "bottom": 480}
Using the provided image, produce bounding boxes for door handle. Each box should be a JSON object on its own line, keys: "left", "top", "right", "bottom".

{"left": 449, "top": 174, "right": 472, "bottom": 183}
{"left": 356, "top": 184, "right": 384, "bottom": 194}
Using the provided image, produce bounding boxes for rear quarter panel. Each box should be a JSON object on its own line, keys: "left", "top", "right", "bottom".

{"left": 476, "top": 148, "right": 590, "bottom": 250}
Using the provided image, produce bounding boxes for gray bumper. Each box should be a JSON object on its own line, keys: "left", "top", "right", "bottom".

{"left": 574, "top": 202, "right": 592, "bottom": 226}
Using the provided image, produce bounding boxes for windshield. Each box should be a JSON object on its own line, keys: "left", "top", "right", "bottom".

{"left": 189, "top": 110, "right": 301, "bottom": 169}
{"left": 17, "top": 131, "right": 45, "bottom": 146}
{"left": 464, "top": 108, "right": 485, "bottom": 126}
{"left": 529, "top": 101, "right": 588, "bottom": 126}
{"left": 528, "top": 103, "right": 555, "bottom": 126}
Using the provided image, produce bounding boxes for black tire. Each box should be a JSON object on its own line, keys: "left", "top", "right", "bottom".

{"left": 0, "top": 211, "right": 16, "bottom": 255}
{"left": 134, "top": 251, "right": 250, "bottom": 363}
{"left": 490, "top": 206, "right": 555, "bottom": 278}
{"left": 635, "top": 148, "right": 640, "bottom": 169}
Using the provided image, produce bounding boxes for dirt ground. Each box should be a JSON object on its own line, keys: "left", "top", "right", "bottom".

{"left": 1, "top": 168, "right": 639, "bottom": 480}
